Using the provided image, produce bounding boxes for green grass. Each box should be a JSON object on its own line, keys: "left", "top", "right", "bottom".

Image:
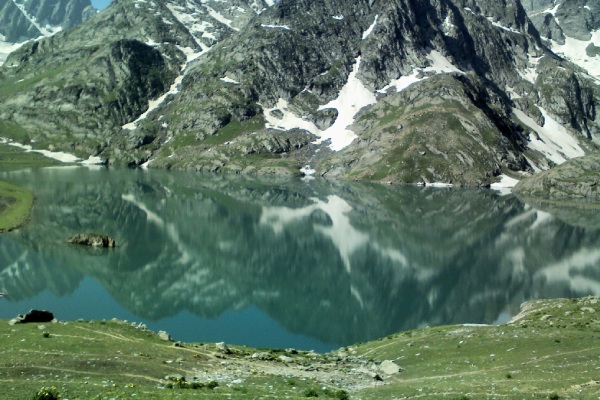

{"left": 0, "top": 142, "right": 62, "bottom": 171}
{"left": 354, "top": 297, "right": 600, "bottom": 399}
{"left": 0, "top": 180, "right": 33, "bottom": 232}
{"left": 1, "top": 298, "right": 600, "bottom": 399}
{"left": 0, "top": 320, "right": 347, "bottom": 399}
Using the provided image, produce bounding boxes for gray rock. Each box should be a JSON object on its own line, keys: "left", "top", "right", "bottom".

{"left": 514, "top": 153, "right": 600, "bottom": 200}
{"left": 278, "top": 355, "right": 294, "bottom": 363}
{"left": 251, "top": 352, "right": 272, "bottom": 360}
{"left": 379, "top": 360, "right": 402, "bottom": 375}
{"left": 67, "top": 233, "right": 116, "bottom": 247}
{"left": 158, "top": 331, "right": 171, "bottom": 341}
{"left": 216, "top": 342, "right": 232, "bottom": 354}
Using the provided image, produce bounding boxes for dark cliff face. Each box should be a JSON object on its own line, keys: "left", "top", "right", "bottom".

{"left": 0, "top": 0, "right": 598, "bottom": 184}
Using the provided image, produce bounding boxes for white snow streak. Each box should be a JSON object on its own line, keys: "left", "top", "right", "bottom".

{"left": 10, "top": 0, "right": 62, "bottom": 37}
{"left": 0, "top": 137, "right": 103, "bottom": 164}
{"left": 205, "top": 5, "right": 239, "bottom": 31}
{"left": 220, "top": 76, "right": 240, "bottom": 84}
{"left": 514, "top": 107, "right": 585, "bottom": 165}
{"left": 379, "top": 50, "right": 463, "bottom": 93}
{"left": 362, "top": 15, "right": 378, "bottom": 40}
{"left": 261, "top": 24, "right": 291, "bottom": 30}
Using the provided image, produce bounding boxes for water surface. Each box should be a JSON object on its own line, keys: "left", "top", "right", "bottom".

{"left": 1, "top": 167, "right": 599, "bottom": 352}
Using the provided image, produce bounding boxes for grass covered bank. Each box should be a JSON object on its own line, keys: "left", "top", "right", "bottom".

{"left": 0, "top": 180, "right": 33, "bottom": 232}
{"left": 1, "top": 297, "right": 600, "bottom": 399}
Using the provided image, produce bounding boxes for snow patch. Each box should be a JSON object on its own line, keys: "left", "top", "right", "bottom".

{"left": 379, "top": 50, "right": 463, "bottom": 94}
{"left": 0, "top": 137, "right": 103, "bottom": 165}
{"left": 362, "top": 15, "right": 378, "bottom": 40}
{"left": 332, "top": 15, "right": 344, "bottom": 20}
{"left": 518, "top": 54, "right": 542, "bottom": 84}
{"left": 551, "top": 30, "right": 600, "bottom": 80}
{"left": 220, "top": 76, "right": 240, "bottom": 84}
{"left": 0, "top": 41, "right": 23, "bottom": 66}
{"left": 514, "top": 107, "right": 585, "bottom": 165}
{"left": 490, "top": 175, "right": 520, "bottom": 195}
{"left": 205, "top": 5, "right": 239, "bottom": 31}
{"left": 263, "top": 57, "right": 376, "bottom": 151}
{"left": 316, "top": 56, "right": 377, "bottom": 150}
{"left": 487, "top": 17, "right": 521, "bottom": 34}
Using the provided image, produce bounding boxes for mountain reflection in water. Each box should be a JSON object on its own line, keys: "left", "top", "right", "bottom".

{"left": 1, "top": 167, "right": 600, "bottom": 351}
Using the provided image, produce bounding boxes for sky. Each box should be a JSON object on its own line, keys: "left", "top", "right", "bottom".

{"left": 91, "top": 0, "right": 111, "bottom": 9}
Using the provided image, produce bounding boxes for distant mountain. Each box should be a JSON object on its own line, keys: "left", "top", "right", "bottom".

{"left": 0, "top": 0, "right": 598, "bottom": 185}
{"left": 0, "top": 0, "right": 96, "bottom": 64}
{"left": 523, "top": 0, "right": 600, "bottom": 79}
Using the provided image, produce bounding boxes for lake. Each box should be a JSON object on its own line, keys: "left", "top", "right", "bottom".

{"left": 1, "top": 167, "right": 600, "bottom": 352}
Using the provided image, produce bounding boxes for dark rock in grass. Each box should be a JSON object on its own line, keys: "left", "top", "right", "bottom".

{"left": 10, "top": 309, "right": 55, "bottom": 324}
{"left": 67, "top": 233, "right": 116, "bottom": 247}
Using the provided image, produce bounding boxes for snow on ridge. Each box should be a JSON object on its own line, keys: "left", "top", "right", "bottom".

{"left": 551, "top": 29, "right": 600, "bottom": 81}
{"left": 487, "top": 17, "right": 521, "bottom": 34}
{"left": 10, "top": 0, "right": 62, "bottom": 37}
{"left": 261, "top": 24, "right": 291, "bottom": 30}
{"left": 263, "top": 57, "right": 376, "bottom": 151}
{"left": 264, "top": 50, "right": 465, "bottom": 150}
{"left": 123, "top": 45, "right": 210, "bottom": 131}
{"left": 362, "top": 15, "right": 378, "bottom": 40}
{"left": 378, "top": 50, "right": 463, "bottom": 94}
{"left": 514, "top": 107, "right": 585, "bottom": 166}
{"left": 205, "top": 5, "right": 240, "bottom": 31}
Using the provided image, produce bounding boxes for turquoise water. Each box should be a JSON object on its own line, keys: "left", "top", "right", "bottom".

{"left": 1, "top": 167, "right": 599, "bottom": 351}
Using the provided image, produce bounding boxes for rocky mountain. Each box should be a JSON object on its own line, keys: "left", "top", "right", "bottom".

{"left": 0, "top": 0, "right": 96, "bottom": 64}
{"left": 523, "top": 0, "right": 600, "bottom": 79}
{"left": 0, "top": 0, "right": 598, "bottom": 185}
{"left": 514, "top": 152, "right": 600, "bottom": 199}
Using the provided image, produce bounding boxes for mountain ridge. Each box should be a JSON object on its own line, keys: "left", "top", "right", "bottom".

{"left": 0, "top": 0, "right": 598, "bottom": 186}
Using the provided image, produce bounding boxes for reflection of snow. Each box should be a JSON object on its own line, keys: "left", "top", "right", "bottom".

{"left": 260, "top": 195, "right": 407, "bottom": 274}
{"left": 536, "top": 248, "right": 600, "bottom": 295}
{"left": 121, "top": 193, "right": 192, "bottom": 265}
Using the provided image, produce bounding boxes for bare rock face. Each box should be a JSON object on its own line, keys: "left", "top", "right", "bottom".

{"left": 67, "top": 233, "right": 116, "bottom": 247}
{"left": 513, "top": 153, "right": 600, "bottom": 200}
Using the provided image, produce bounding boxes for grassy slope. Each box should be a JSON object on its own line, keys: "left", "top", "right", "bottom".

{"left": 0, "top": 142, "right": 61, "bottom": 232}
{"left": 1, "top": 297, "right": 599, "bottom": 399}
{"left": 0, "top": 181, "right": 33, "bottom": 232}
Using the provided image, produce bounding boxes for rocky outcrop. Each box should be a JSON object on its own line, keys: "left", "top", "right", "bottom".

{"left": 9, "top": 309, "right": 55, "bottom": 324}
{"left": 513, "top": 152, "right": 600, "bottom": 199}
{"left": 67, "top": 233, "right": 116, "bottom": 247}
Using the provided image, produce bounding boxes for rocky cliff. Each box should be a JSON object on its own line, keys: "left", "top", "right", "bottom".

{"left": 0, "top": 0, "right": 598, "bottom": 185}
{"left": 0, "top": 0, "right": 95, "bottom": 63}
{"left": 513, "top": 152, "right": 600, "bottom": 199}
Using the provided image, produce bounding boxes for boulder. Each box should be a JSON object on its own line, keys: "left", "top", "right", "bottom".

{"left": 67, "top": 233, "right": 116, "bottom": 247}
{"left": 12, "top": 309, "right": 55, "bottom": 324}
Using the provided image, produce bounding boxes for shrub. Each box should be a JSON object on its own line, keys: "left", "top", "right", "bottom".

{"left": 32, "top": 386, "right": 61, "bottom": 400}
